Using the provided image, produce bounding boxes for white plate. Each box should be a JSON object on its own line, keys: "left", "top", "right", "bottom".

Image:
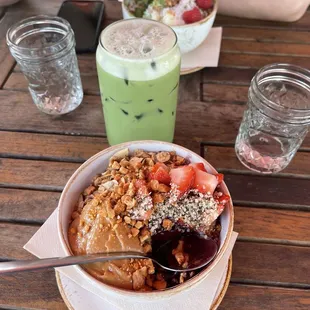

{"left": 56, "top": 256, "right": 232, "bottom": 310}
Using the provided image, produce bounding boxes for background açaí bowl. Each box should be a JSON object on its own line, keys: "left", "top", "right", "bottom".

{"left": 122, "top": 1, "right": 218, "bottom": 54}
{"left": 57, "top": 140, "right": 234, "bottom": 300}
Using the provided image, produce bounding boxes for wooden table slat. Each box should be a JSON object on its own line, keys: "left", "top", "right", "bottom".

{"left": 1, "top": 273, "right": 309, "bottom": 310}
{"left": 2, "top": 158, "right": 310, "bottom": 206}
{"left": 215, "top": 12, "right": 310, "bottom": 30}
{"left": 219, "top": 284, "right": 310, "bottom": 310}
{"left": 0, "top": 188, "right": 58, "bottom": 223}
{"left": 1, "top": 222, "right": 309, "bottom": 287}
{"left": 223, "top": 26, "right": 310, "bottom": 43}
{"left": 0, "top": 131, "right": 109, "bottom": 162}
{"left": 203, "top": 145, "right": 310, "bottom": 177}
{"left": 1, "top": 188, "right": 309, "bottom": 244}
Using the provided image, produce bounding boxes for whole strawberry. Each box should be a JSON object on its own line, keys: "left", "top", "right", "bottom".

{"left": 196, "top": 0, "right": 213, "bottom": 10}
{"left": 182, "top": 7, "right": 203, "bottom": 24}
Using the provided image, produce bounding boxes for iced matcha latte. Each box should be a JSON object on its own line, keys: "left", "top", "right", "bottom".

{"left": 96, "top": 19, "right": 181, "bottom": 145}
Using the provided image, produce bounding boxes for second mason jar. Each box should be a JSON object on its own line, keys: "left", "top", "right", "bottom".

{"left": 96, "top": 19, "right": 181, "bottom": 145}
{"left": 6, "top": 15, "right": 83, "bottom": 115}
{"left": 235, "top": 63, "right": 310, "bottom": 173}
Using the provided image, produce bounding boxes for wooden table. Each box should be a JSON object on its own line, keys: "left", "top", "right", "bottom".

{"left": 1, "top": 1, "right": 310, "bottom": 309}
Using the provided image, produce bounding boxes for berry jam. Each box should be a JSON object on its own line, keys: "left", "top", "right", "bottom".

{"left": 150, "top": 228, "right": 220, "bottom": 288}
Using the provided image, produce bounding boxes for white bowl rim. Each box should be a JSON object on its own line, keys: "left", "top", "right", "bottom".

{"left": 122, "top": 0, "right": 218, "bottom": 28}
{"left": 57, "top": 140, "right": 234, "bottom": 297}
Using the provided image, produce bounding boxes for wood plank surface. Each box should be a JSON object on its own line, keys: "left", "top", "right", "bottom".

{"left": 0, "top": 188, "right": 58, "bottom": 223}
{"left": 1, "top": 188, "right": 309, "bottom": 243}
{"left": 234, "top": 207, "right": 310, "bottom": 244}
{"left": 232, "top": 242, "right": 310, "bottom": 286}
{"left": 2, "top": 158, "right": 310, "bottom": 206}
{"left": 0, "top": 270, "right": 67, "bottom": 310}
{"left": 1, "top": 275, "right": 309, "bottom": 310}
{"left": 4, "top": 72, "right": 101, "bottom": 95}
{"left": 203, "top": 67, "right": 257, "bottom": 85}
{"left": 1, "top": 222, "right": 309, "bottom": 286}
{"left": 203, "top": 145, "right": 310, "bottom": 177}
{"left": 219, "top": 52, "right": 310, "bottom": 69}
{"left": 225, "top": 173, "right": 310, "bottom": 207}
{"left": 221, "top": 39, "right": 310, "bottom": 56}
{"left": 2, "top": 132, "right": 310, "bottom": 179}
{"left": 215, "top": 12, "right": 310, "bottom": 30}
{"left": 6, "top": 92, "right": 310, "bottom": 150}
{"left": 223, "top": 27, "right": 310, "bottom": 43}
{"left": 4, "top": 69, "right": 202, "bottom": 102}
{"left": 0, "top": 223, "right": 37, "bottom": 260}
{"left": 0, "top": 158, "right": 80, "bottom": 190}
{"left": 2, "top": 90, "right": 309, "bottom": 150}
{"left": 0, "top": 131, "right": 108, "bottom": 162}
{"left": 203, "top": 83, "right": 248, "bottom": 102}
{"left": 219, "top": 284, "right": 310, "bottom": 310}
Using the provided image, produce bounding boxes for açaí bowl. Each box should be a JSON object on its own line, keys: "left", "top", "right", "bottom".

{"left": 122, "top": 0, "right": 218, "bottom": 54}
{"left": 57, "top": 140, "right": 234, "bottom": 300}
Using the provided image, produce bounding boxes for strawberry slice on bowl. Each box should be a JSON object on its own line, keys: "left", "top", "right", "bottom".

{"left": 182, "top": 7, "right": 203, "bottom": 24}
{"left": 193, "top": 169, "right": 218, "bottom": 195}
{"left": 190, "top": 163, "right": 206, "bottom": 172}
{"left": 217, "top": 194, "right": 230, "bottom": 214}
{"left": 196, "top": 0, "right": 213, "bottom": 10}
{"left": 170, "top": 165, "right": 195, "bottom": 195}
{"left": 149, "top": 162, "right": 171, "bottom": 185}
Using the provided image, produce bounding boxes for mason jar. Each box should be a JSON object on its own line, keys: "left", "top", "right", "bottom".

{"left": 235, "top": 63, "right": 310, "bottom": 173}
{"left": 6, "top": 15, "right": 83, "bottom": 115}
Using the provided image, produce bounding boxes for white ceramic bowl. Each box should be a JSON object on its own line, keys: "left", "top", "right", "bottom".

{"left": 57, "top": 140, "right": 234, "bottom": 301}
{"left": 122, "top": 1, "right": 218, "bottom": 54}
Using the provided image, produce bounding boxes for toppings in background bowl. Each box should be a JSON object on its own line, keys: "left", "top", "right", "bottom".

{"left": 124, "top": 0, "right": 214, "bottom": 25}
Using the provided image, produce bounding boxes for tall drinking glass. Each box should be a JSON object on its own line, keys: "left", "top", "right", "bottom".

{"left": 96, "top": 19, "right": 181, "bottom": 145}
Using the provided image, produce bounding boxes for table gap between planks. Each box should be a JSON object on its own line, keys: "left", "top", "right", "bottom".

{"left": 0, "top": 1, "right": 309, "bottom": 309}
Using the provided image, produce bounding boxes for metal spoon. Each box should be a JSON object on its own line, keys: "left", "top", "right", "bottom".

{"left": 0, "top": 237, "right": 218, "bottom": 274}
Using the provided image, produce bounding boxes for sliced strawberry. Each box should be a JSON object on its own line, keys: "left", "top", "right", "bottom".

{"left": 190, "top": 163, "right": 206, "bottom": 172}
{"left": 154, "top": 167, "right": 171, "bottom": 185}
{"left": 142, "top": 209, "right": 153, "bottom": 220}
{"left": 196, "top": 0, "right": 213, "bottom": 10}
{"left": 216, "top": 173, "right": 224, "bottom": 183}
{"left": 170, "top": 165, "right": 195, "bottom": 194}
{"left": 135, "top": 179, "right": 146, "bottom": 189}
{"left": 182, "top": 7, "right": 203, "bottom": 24}
{"left": 153, "top": 162, "right": 169, "bottom": 172}
{"left": 217, "top": 194, "right": 230, "bottom": 214}
{"left": 217, "top": 204, "right": 225, "bottom": 215}
{"left": 149, "top": 162, "right": 171, "bottom": 185}
{"left": 218, "top": 194, "right": 230, "bottom": 204}
{"left": 193, "top": 169, "right": 218, "bottom": 194}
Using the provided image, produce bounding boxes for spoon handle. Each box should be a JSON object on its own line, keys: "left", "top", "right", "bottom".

{"left": 0, "top": 251, "right": 147, "bottom": 274}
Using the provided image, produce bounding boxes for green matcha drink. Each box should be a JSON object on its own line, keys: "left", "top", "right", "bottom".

{"left": 96, "top": 19, "right": 181, "bottom": 145}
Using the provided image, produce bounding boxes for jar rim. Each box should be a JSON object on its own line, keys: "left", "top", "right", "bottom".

{"left": 6, "top": 15, "right": 72, "bottom": 53}
{"left": 251, "top": 63, "right": 310, "bottom": 125}
{"left": 253, "top": 63, "right": 310, "bottom": 112}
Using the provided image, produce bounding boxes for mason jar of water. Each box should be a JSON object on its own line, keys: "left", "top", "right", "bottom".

{"left": 6, "top": 15, "right": 83, "bottom": 115}
{"left": 235, "top": 64, "right": 310, "bottom": 173}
